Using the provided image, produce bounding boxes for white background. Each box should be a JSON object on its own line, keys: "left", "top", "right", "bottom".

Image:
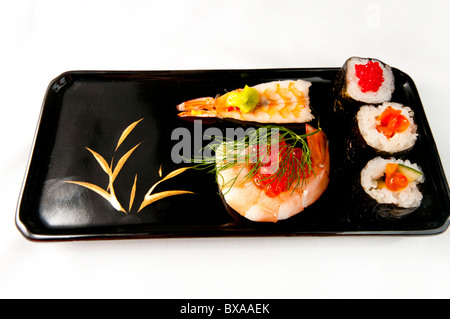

{"left": 1, "top": 0, "right": 450, "bottom": 299}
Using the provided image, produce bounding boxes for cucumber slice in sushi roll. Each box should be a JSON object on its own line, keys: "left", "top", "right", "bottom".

{"left": 359, "top": 157, "right": 424, "bottom": 219}
{"left": 334, "top": 57, "right": 395, "bottom": 115}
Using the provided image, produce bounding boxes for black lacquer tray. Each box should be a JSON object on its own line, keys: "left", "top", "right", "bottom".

{"left": 15, "top": 68, "right": 450, "bottom": 241}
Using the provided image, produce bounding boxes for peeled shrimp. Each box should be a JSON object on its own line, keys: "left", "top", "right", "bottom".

{"left": 177, "top": 80, "right": 314, "bottom": 124}
{"left": 217, "top": 125, "right": 330, "bottom": 222}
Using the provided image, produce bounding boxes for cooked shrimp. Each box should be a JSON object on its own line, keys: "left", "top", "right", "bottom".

{"left": 177, "top": 80, "right": 314, "bottom": 124}
{"left": 217, "top": 125, "right": 330, "bottom": 222}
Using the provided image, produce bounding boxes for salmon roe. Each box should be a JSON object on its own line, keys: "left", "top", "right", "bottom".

{"left": 354, "top": 60, "right": 385, "bottom": 93}
{"left": 376, "top": 106, "right": 410, "bottom": 139}
{"left": 385, "top": 172, "right": 408, "bottom": 191}
{"left": 250, "top": 138, "right": 312, "bottom": 198}
{"left": 384, "top": 163, "right": 408, "bottom": 192}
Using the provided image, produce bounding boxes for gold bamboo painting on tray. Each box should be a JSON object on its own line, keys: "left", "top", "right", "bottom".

{"left": 64, "top": 118, "right": 194, "bottom": 214}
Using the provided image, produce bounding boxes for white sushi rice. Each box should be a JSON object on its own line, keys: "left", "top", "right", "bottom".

{"left": 346, "top": 57, "right": 395, "bottom": 104}
{"left": 357, "top": 102, "right": 418, "bottom": 153}
{"left": 360, "top": 157, "right": 424, "bottom": 208}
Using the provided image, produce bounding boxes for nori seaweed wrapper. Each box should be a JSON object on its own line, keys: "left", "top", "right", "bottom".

{"left": 332, "top": 61, "right": 364, "bottom": 118}
{"left": 350, "top": 174, "right": 422, "bottom": 223}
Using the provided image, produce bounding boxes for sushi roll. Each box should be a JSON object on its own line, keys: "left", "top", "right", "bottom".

{"left": 357, "top": 157, "right": 424, "bottom": 219}
{"left": 346, "top": 102, "right": 418, "bottom": 163}
{"left": 333, "top": 57, "right": 395, "bottom": 115}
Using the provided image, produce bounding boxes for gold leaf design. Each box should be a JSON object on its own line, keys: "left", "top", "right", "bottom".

{"left": 129, "top": 174, "right": 137, "bottom": 212}
{"left": 138, "top": 190, "right": 194, "bottom": 212}
{"left": 65, "top": 181, "right": 125, "bottom": 212}
{"left": 67, "top": 119, "right": 144, "bottom": 214}
{"left": 66, "top": 118, "right": 194, "bottom": 215}
{"left": 115, "top": 118, "right": 143, "bottom": 151}
{"left": 110, "top": 142, "right": 142, "bottom": 185}
{"left": 86, "top": 147, "right": 111, "bottom": 176}
{"left": 144, "top": 167, "right": 191, "bottom": 198}
{"left": 138, "top": 167, "right": 194, "bottom": 213}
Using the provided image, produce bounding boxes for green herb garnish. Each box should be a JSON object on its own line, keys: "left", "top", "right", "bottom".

{"left": 192, "top": 125, "right": 320, "bottom": 194}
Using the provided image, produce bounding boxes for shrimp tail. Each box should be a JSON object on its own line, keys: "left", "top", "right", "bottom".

{"left": 176, "top": 97, "right": 218, "bottom": 118}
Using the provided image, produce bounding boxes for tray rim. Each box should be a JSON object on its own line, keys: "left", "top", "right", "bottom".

{"left": 15, "top": 68, "right": 450, "bottom": 241}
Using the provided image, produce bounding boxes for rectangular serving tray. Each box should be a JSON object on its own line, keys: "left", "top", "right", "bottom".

{"left": 15, "top": 68, "right": 450, "bottom": 241}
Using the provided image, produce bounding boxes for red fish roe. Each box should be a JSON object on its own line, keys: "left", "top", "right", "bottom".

{"left": 251, "top": 139, "right": 312, "bottom": 198}
{"left": 384, "top": 163, "right": 408, "bottom": 192}
{"left": 354, "top": 60, "right": 385, "bottom": 93}
{"left": 376, "top": 106, "right": 410, "bottom": 139}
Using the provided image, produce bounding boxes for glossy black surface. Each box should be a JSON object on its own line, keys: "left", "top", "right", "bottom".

{"left": 15, "top": 68, "right": 450, "bottom": 240}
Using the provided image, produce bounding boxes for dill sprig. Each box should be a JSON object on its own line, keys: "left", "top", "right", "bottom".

{"left": 191, "top": 125, "right": 321, "bottom": 194}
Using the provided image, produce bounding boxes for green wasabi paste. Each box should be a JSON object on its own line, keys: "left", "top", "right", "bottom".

{"left": 226, "top": 85, "right": 259, "bottom": 113}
